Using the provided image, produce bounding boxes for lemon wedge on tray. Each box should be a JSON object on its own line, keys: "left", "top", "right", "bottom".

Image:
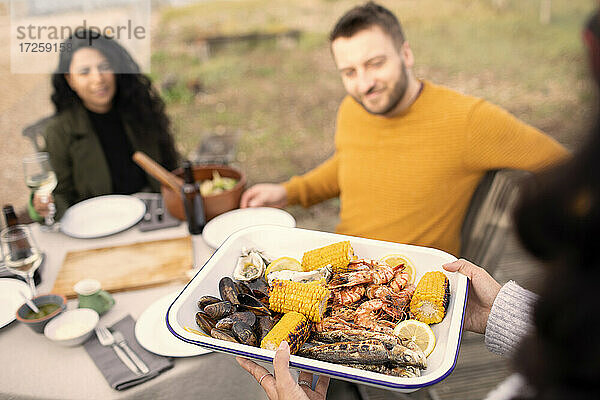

{"left": 394, "top": 319, "right": 436, "bottom": 357}
{"left": 265, "top": 257, "right": 302, "bottom": 278}
{"left": 378, "top": 254, "right": 416, "bottom": 284}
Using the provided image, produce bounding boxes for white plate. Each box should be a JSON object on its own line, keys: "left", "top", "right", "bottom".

{"left": 202, "top": 207, "right": 296, "bottom": 249}
{"left": 60, "top": 195, "right": 146, "bottom": 239}
{"left": 135, "top": 291, "right": 212, "bottom": 357}
{"left": 168, "top": 226, "right": 467, "bottom": 393}
{"left": 0, "top": 278, "right": 30, "bottom": 328}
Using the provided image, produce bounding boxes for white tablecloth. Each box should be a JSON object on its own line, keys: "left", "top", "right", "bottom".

{"left": 0, "top": 223, "right": 268, "bottom": 400}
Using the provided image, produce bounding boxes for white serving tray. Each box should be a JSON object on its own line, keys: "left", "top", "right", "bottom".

{"left": 167, "top": 225, "right": 468, "bottom": 392}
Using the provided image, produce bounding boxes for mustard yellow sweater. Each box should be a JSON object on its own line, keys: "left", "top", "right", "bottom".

{"left": 283, "top": 81, "right": 569, "bottom": 256}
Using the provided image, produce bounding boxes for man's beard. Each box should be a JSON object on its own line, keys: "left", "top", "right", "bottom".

{"left": 355, "top": 62, "right": 409, "bottom": 116}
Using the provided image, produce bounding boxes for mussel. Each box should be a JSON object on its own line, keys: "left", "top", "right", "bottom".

{"left": 251, "top": 289, "right": 269, "bottom": 307}
{"left": 210, "top": 328, "right": 238, "bottom": 343}
{"left": 195, "top": 311, "right": 216, "bottom": 335}
{"left": 245, "top": 277, "right": 269, "bottom": 294}
{"left": 204, "top": 301, "right": 233, "bottom": 320}
{"left": 215, "top": 311, "right": 257, "bottom": 330}
{"left": 236, "top": 311, "right": 257, "bottom": 327}
{"left": 237, "top": 293, "right": 271, "bottom": 316}
{"left": 197, "top": 295, "right": 221, "bottom": 311}
{"left": 256, "top": 316, "right": 276, "bottom": 342}
{"left": 215, "top": 317, "right": 235, "bottom": 331}
{"left": 232, "top": 321, "right": 257, "bottom": 346}
{"left": 219, "top": 277, "right": 240, "bottom": 306}
{"left": 235, "top": 281, "right": 253, "bottom": 296}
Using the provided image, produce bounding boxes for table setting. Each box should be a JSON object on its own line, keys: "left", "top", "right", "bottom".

{"left": 0, "top": 152, "right": 298, "bottom": 399}
{"left": 2, "top": 151, "right": 467, "bottom": 399}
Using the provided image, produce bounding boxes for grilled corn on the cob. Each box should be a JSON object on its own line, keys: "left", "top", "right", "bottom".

{"left": 301, "top": 241, "right": 354, "bottom": 273}
{"left": 409, "top": 271, "right": 450, "bottom": 324}
{"left": 269, "top": 280, "right": 330, "bottom": 322}
{"left": 260, "top": 312, "right": 311, "bottom": 354}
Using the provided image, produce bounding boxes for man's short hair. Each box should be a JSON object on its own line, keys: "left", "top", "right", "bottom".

{"left": 329, "top": 2, "right": 405, "bottom": 49}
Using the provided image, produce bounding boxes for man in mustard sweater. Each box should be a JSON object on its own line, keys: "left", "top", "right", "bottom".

{"left": 240, "top": 2, "right": 568, "bottom": 257}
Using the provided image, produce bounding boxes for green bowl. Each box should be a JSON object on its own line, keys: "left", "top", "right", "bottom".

{"left": 16, "top": 294, "right": 67, "bottom": 334}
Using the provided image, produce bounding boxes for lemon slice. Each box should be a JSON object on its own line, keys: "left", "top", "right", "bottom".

{"left": 265, "top": 257, "right": 302, "bottom": 278}
{"left": 394, "top": 319, "right": 436, "bottom": 357}
{"left": 378, "top": 254, "right": 416, "bottom": 284}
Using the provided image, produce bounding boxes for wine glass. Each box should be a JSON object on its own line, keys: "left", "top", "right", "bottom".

{"left": 0, "top": 225, "right": 42, "bottom": 296}
{"left": 23, "top": 153, "right": 58, "bottom": 230}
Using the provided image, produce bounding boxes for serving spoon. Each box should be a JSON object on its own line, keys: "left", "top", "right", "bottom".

{"left": 19, "top": 290, "right": 39, "bottom": 313}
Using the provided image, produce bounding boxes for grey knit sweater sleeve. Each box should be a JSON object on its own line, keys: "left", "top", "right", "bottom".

{"left": 485, "top": 281, "right": 538, "bottom": 356}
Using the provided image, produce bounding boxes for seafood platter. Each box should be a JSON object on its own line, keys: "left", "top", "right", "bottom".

{"left": 167, "top": 226, "right": 468, "bottom": 392}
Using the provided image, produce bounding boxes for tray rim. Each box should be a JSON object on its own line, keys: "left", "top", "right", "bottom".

{"left": 166, "top": 225, "right": 468, "bottom": 391}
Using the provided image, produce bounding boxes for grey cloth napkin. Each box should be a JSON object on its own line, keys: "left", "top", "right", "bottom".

{"left": 84, "top": 314, "right": 174, "bottom": 390}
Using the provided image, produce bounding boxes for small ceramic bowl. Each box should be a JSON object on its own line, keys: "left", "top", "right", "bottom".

{"left": 15, "top": 293, "right": 67, "bottom": 334}
{"left": 44, "top": 308, "right": 99, "bottom": 346}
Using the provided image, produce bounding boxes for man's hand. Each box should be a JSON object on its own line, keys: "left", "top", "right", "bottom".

{"left": 33, "top": 193, "right": 54, "bottom": 217}
{"left": 236, "top": 341, "right": 329, "bottom": 400}
{"left": 442, "top": 259, "right": 502, "bottom": 334}
{"left": 240, "top": 184, "right": 288, "bottom": 208}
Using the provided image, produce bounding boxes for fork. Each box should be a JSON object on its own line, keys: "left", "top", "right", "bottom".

{"left": 95, "top": 326, "right": 142, "bottom": 375}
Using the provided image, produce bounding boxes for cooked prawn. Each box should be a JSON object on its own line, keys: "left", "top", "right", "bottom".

{"left": 332, "top": 285, "right": 365, "bottom": 306}
{"left": 392, "top": 283, "right": 416, "bottom": 308}
{"left": 330, "top": 306, "right": 358, "bottom": 322}
{"left": 313, "top": 317, "right": 362, "bottom": 332}
{"left": 354, "top": 299, "right": 399, "bottom": 334}
{"left": 329, "top": 259, "right": 398, "bottom": 288}
{"left": 388, "top": 265, "right": 410, "bottom": 293}
{"left": 365, "top": 284, "right": 396, "bottom": 300}
{"left": 369, "top": 263, "right": 395, "bottom": 285}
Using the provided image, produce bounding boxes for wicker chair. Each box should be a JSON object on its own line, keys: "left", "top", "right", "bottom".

{"left": 459, "top": 169, "right": 530, "bottom": 276}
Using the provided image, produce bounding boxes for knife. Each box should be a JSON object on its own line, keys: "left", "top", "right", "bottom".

{"left": 112, "top": 331, "right": 150, "bottom": 374}
{"left": 95, "top": 327, "right": 141, "bottom": 375}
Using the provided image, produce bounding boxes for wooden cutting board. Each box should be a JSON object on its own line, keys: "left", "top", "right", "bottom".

{"left": 52, "top": 237, "right": 193, "bottom": 298}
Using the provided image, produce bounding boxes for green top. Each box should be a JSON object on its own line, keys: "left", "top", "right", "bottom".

{"left": 29, "top": 103, "right": 177, "bottom": 221}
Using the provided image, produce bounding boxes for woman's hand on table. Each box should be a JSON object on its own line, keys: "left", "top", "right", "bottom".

{"left": 443, "top": 258, "right": 502, "bottom": 334}
{"left": 236, "top": 341, "right": 329, "bottom": 400}
{"left": 33, "top": 193, "right": 54, "bottom": 217}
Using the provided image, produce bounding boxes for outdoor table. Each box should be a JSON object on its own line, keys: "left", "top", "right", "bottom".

{"left": 0, "top": 223, "right": 268, "bottom": 399}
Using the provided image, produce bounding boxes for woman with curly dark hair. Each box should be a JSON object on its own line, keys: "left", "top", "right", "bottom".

{"left": 30, "top": 29, "right": 179, "bottom": 221}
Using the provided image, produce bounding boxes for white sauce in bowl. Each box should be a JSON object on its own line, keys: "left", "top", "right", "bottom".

{"left": 54, "top": 320, "right": 91, "bottom": 340}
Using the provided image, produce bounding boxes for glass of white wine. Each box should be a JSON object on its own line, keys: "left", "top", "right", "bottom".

{"left": 23, "top": 153, "right": 58, "bottom": 230}
{"left": 0, "top": 225, "right": 42, "bottom": 296}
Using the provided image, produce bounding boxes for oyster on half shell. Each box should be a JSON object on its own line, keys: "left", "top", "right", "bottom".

{"left": 266, "top": 266, "right": 332, "bottom": 286}
{"left": 232, "top": 248, "right": 270, "bottom": 281}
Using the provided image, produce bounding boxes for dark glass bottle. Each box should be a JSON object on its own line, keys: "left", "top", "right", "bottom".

{"left": 1, "top": 204, "right": 42, "bottom": 285}
{"left": 182, "top": 161, "right": 206, "bottom": 235}
{"left": 2, "top": 205, "right": 18, "bottom": 228}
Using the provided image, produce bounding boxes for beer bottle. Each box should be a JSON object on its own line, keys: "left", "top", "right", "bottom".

{"left": 182, "top": 161, "right": 206, "bottom": 235}
{"left": 2, "top": 204, "right": 18, "bottom": 228}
